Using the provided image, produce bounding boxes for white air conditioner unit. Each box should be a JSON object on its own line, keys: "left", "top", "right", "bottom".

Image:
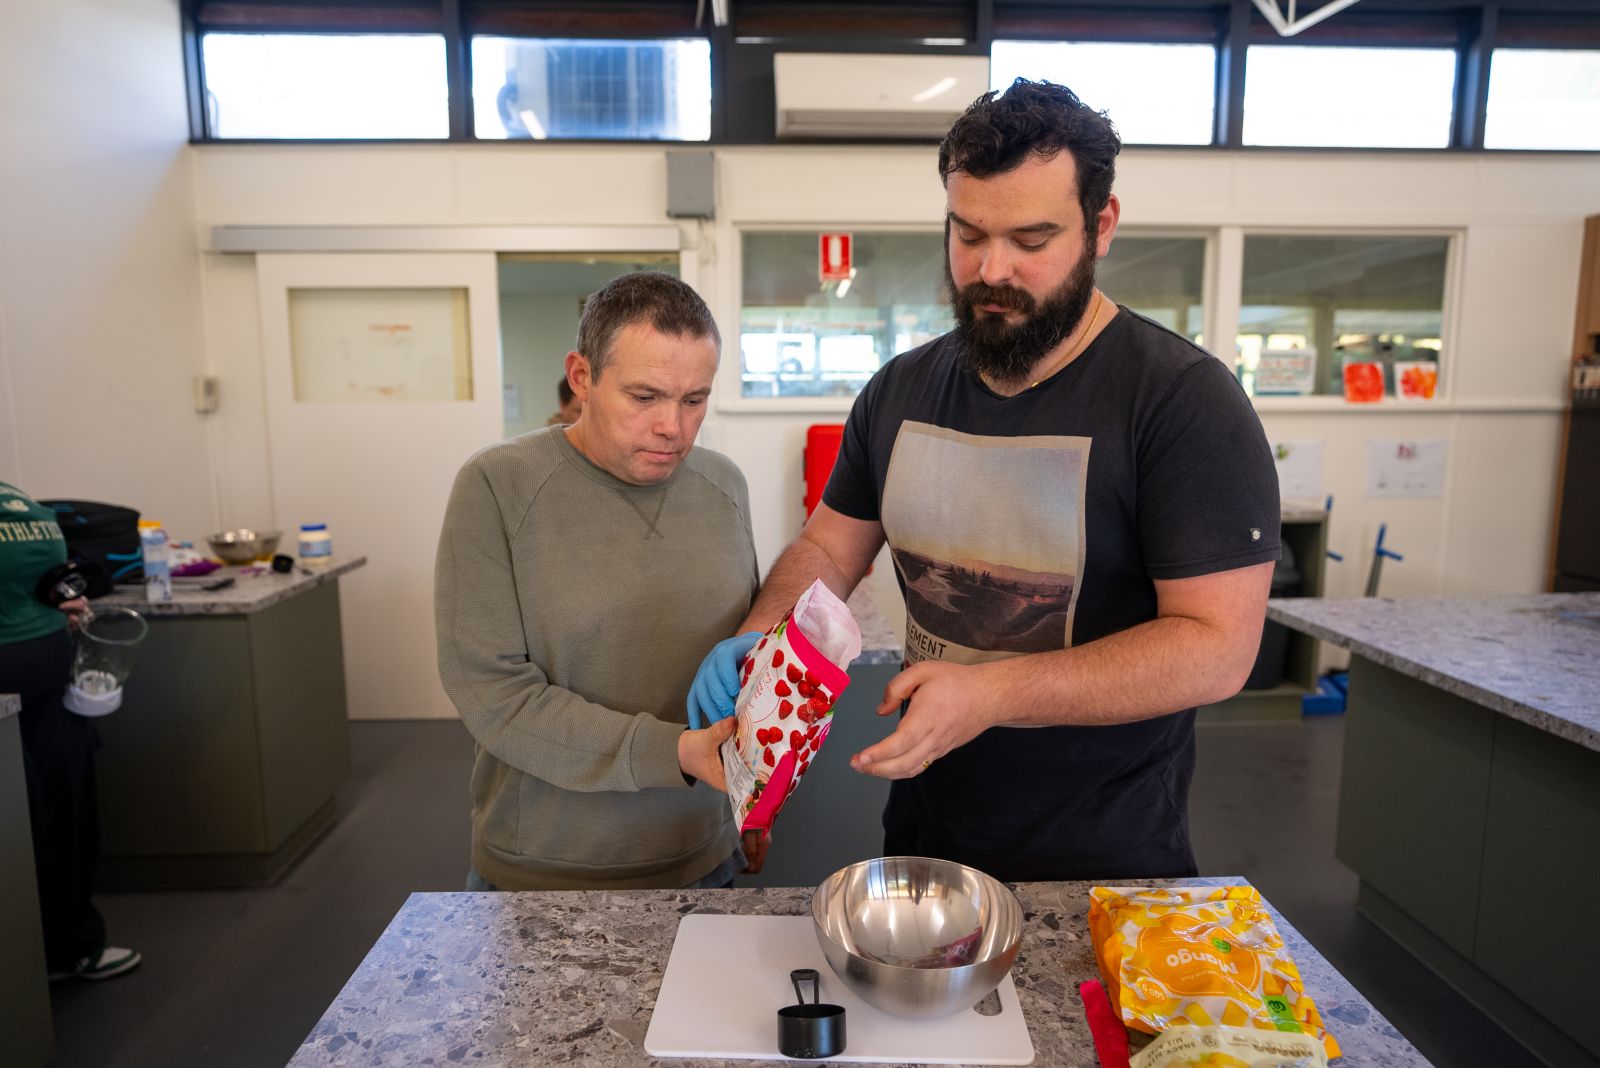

{"left": 774, "top": 53, "right": 990, "bottom": 140}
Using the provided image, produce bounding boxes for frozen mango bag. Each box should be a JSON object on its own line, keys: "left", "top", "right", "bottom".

{"left": 719, "top": 579, "right": 860, "bottom": 836}
{"left": 1088, "top": 885, "right": 1340, "bottom": 1068}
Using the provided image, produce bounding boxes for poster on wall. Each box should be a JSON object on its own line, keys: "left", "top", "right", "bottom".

{"left": 1273, "top": 440, "right": 1325, "bottom": 505}
{"left": 1365, "top": 439, "right": 1447, "bottom": 498}
{"left": 1255, "top": 348, "right": 1318, "bottom": 395}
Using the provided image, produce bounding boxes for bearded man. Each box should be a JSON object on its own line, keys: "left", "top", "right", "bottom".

{"left": 687, "top": 79, "right": 1281, "bottom": 882}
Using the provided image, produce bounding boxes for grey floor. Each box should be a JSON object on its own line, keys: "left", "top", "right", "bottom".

{"left": 45, "top": 716, "right": 1544, "bottom": 1067}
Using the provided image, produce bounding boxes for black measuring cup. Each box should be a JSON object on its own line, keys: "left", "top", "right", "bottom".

{"left": 777, "top": 968, "right": 847, "bottom": 1059}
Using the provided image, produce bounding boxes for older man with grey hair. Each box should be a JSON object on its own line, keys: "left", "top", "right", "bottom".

{"left": 435, "top": 272, "right": 758, "bottom": 891}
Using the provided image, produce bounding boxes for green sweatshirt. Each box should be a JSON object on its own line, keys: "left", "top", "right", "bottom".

{"left": 434, "top": 428, "right": 759, "bottom": 890}
{"left": 0, "top": 481, "right": 69, "bottom": 644}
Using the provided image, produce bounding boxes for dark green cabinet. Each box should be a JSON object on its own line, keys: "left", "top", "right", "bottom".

{"left": 93, "top": 581, "right": 352, "bottom": 887}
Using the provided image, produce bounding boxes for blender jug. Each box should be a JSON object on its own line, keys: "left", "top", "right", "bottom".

{"left": 62, "top": 607, "right": 148, "bottom": 717}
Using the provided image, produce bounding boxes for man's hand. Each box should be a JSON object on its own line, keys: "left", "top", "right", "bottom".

{"left": 741, "top": 829, "right": 770, "bottom": 874}
{"left": 850, "top": 661, "right": 1000, "bottom": 780}
{"left": 686, "top": 631, "right": 762, "bottom": 728}
{"left": 57, "top": 597, "right": 89, "bottom": 622}
{"left": 678, "top": 717, "right": 737, "bottom": 792}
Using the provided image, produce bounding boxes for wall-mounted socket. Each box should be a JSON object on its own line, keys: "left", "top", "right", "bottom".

{"left": 193, "top": 374, "right": 219, "bottom": 413}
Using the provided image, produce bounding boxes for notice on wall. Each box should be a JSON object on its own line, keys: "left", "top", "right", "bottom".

{"left": 1255, "top": 348, "right": 1318, "bottom": 396}
{"left": 503, "top": 382, "right": 523, "bottom": 423}
{"left": 1365, "top": 439, "right": 1447, "bottom": 498}
{"left": 818, "top": 232, "right": 853, "bottom": 283}
{"left": 287, "top": 287, "right": 473, "bottom": 403}
{"left": 1273, "top": 440, "right": 1325, "bottom": 505}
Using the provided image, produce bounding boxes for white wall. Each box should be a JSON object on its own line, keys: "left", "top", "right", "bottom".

{"left": 0, "top": 0, "right": 213, "bottom": 536}
{"left": 187, "top": 145, "right": 1598, "bottom": 624}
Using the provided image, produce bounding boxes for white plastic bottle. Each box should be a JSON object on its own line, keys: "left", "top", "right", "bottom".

{"left": 298, "top": 523, "right": 333, "bottom": 568}
{"left": 139, "top": 520, "right": 172, "bottom": 602}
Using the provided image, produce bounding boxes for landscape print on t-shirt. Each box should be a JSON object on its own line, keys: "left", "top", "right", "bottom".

{"left": 881, "top": 422, "right": 1089, "bottom": 664}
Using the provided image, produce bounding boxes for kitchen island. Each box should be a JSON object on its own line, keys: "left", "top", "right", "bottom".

{"left": 88, "top": 556, "right": 366, "bottom": 887}
{"left": 289, "top": 879, "right": 1426, "bottom": 1067}
{"left": 1270, "top": 593, "right": 1600, "bottom": 1068}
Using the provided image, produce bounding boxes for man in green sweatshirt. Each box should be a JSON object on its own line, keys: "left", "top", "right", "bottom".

{"left": 435, "top": 272, "right": 759, "bottom": 890}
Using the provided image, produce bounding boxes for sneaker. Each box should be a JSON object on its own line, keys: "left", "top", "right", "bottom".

{"left": 49, "top": 946, "right": 141, "bottom": 982}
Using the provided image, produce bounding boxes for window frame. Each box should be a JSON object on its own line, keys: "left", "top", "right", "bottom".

{"left": 466, "top": 35, "right": 715, "bottom": 142}
{"left": 1219, "top": 226, "right": 1465, "bottom": 411}
{"left": 180, "top": 1, "right": 1600, "bottom": 154}
{"left": 720, "top": 221, "right": 950, "bottom": 415}
{"left": 989, "top": 39, "right": 1222, "bottom": 148}
{"left": 1481, "top": 45, "right": 1600, "bottom": 152}
{"left": 1239, "top": 42, "right": 1463, "bottom": 151}
{"left": 197, "top": 30, "right": 455, "bottom": 141}
{"left": 721, "top": 222, "right": 1221, "bottom": 412}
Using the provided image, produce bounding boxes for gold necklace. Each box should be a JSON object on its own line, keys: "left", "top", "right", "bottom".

{"left": 1024, "top": 291, "right": 1104, "bottom": 391}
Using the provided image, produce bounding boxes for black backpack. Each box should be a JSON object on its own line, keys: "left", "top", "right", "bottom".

{"left": 41, "top": 500, "right": 142, "bottom": 597}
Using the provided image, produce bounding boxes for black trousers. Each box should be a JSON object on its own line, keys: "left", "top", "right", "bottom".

{"left": 1, "top": 627, "right": 106, "bottom": 972}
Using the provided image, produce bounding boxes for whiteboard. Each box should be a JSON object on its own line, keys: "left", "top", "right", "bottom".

{"left": 288, "top": 287, "right": 473, "bottom": 403}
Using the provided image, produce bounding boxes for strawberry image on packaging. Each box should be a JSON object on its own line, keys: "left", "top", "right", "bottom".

{"left": 721, "top": 579, "right": 862, "bottom": 837}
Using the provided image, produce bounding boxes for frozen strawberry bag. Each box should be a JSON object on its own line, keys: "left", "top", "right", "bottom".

{"left": 720, "top": 579, "right": 861, "bottom": 836}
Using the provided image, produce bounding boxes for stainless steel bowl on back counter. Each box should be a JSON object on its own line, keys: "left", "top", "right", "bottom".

{"left": 206, "top": 528, "right": 280, "bottom": 565}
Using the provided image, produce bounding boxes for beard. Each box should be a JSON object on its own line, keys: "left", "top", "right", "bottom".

{"left": 946, "top": 240, "right": 1098, "bottom": 387}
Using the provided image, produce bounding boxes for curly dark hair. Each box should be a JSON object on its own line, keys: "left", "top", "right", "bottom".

{"left": 938, "top": 79, "right": 1121, "bottom": 236}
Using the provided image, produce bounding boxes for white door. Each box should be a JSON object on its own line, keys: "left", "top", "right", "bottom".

{"left": 256, "top": 253, "right": 502, "bottom": 719}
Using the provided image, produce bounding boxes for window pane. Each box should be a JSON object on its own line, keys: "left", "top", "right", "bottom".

{"left": 471, "top": 38, "right": 710, "bottom": 140}
{"left": 1244, "top": 46, "right": 1457, "bottom": 148}
{"left": 1235, "top": 236, "right": 1448, "bottom": 398}
{"left": 202, "top": 34, "right": 447, "bottom": 139}
{"left": 1099, "top": 236, "right": 1206, "bottom": 344}
{"left": 991, "top": 42, "right": 1215, "bottom": 145}
{"left": 740, "top": 232, "right": 952, "bottom": 399}
{"left": 1485, "top": 49, "right": 1600, "bottom": 150}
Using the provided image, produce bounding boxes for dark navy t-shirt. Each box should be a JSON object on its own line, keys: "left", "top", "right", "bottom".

{"left": 822, "top": 307, "right": 1280, "bottom": 881}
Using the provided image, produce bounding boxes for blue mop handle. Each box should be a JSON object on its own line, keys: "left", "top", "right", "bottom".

{"left": 1323, "top": 495, "right": 1344, "bottom": 562}
{"left": 1374, "top": 523, "right": 1404, "bottom": 562}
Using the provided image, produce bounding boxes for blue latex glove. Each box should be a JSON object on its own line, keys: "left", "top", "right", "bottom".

{"left": 686, "top": 631, "right": 762, "bottom": 729}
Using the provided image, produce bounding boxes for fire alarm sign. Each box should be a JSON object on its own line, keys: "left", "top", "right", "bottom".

{"left": 818, "top": 233, "right": 852, "bottom": 283}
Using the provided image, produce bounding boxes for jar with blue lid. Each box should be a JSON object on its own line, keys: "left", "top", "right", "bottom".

{"left": 298, "top": 523, "right": 333, "bottom": 567}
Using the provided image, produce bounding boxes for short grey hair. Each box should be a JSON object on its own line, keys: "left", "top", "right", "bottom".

{"left": 577, "top": 272, "right": 721, "bottom": 381}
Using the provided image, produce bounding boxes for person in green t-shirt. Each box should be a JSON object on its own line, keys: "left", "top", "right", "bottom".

{"left": 0, "top": 480, "right": 74, "bottom": 644}
{"left": 0, "top": 480, "right": 140, "bottom": 981}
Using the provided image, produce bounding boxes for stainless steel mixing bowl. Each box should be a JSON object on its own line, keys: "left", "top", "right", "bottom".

{"left": 811, "top": 856, "right": 1023, "bottom": 1020}
{"left": 207, "top": 528, "right": 281, "bottom": 565}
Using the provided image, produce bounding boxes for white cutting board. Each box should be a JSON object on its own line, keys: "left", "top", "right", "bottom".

{"left": 645, "top": 914, "right": 1034, "bottom": 1064}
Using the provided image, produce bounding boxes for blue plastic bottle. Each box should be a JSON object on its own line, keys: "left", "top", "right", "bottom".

{"left": 139, "top": 520, "right": 172, "bottom": 602}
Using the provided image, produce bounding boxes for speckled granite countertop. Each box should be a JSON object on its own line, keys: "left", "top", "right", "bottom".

{"left": 289, "top": 880, "right": 1426, "bottom": 1068}
{"left": 1269, "top": 593, "right": 1600, "bottom": 752}
{"left": 846, "top": 586, "right": 900, "bottom": 667}
{"left": 91, "top": 556, "right": 366, "bottom": 617}
{"left": 0, "top": 694, "right": 17, "bottom": 721}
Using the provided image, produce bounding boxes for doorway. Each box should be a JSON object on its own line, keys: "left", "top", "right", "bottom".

{"left": 497, "top": 253, "right": 680, "bottom": 438}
